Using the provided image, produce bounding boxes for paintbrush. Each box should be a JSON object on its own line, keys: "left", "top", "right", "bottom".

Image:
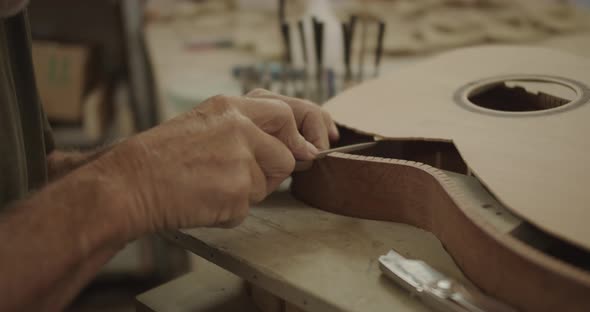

{"left": 357, "top": 15, "right": 368, "bottom": 82}
{"left": 312, "top": 17, "right": 324, "bottom": 103}
{"left": 374, "top": 20, "right": 386, "bottom": 77}
{"left": 342, "top": 22, "right": 352, "bottom": 83}
{"left": 280, "top": 22, "right": 292, "bottom": 95}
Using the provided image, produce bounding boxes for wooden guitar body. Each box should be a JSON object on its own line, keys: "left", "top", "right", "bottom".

{"left": 291, "top": 46, "right": 590, "bottom": 311}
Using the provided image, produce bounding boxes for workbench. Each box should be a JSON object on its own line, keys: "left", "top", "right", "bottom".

{"left": 137, "top": 181, "right": 472, "bottom": 312}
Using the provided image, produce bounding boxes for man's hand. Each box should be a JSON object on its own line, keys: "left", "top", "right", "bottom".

{"left": 245, "top": 88, "right": 339, "bottom": 149}
{"left": 0, "top": 90, "right": 338, "bottom": 311}
{"left": 93, "top": 90, "right": 339, "bottom": 236}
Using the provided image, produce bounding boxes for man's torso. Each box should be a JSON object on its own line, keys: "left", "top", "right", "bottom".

{"left": 0, "top": 9, "right": 53, "bottom": 208}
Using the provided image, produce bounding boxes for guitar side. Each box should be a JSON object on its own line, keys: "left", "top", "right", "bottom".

{"left": 291, "top": 151, "right": 590, "bottom": 312}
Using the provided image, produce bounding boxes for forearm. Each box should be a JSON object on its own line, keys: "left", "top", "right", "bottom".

{"left": 0, "top": 162, "right": 133, "bottom": 311}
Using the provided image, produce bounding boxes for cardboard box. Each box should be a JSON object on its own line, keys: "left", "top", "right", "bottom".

{"left": 32, "top": 40, "right": 92, "bottom": 122}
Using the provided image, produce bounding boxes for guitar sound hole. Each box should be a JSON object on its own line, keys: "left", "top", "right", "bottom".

{"left": 467, "top": 79, "right": 577, "bottom": 112}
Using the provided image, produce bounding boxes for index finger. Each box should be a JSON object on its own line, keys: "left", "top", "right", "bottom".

{"left": 245, "top": 89, "right": 340, "bottom": 150}
{"left": 229, "top": 96, "right": 319, "bottom": 161}
{"left": 242, "top": 120, "right": 296, "bottom": 195}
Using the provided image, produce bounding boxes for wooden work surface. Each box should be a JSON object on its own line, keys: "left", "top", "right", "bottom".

{"left": 165, "top": 181, "right": 473, "bottom": 312}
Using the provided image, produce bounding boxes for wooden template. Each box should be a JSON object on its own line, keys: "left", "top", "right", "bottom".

{"left": 359, "top": 1, "right": 590, "bottom": 54}
{"left": 517, "top": 1, "right": 590, "bottom": 33}
{"left": 291, "top": 46, "right": 590, "bottom": 311}
{"left": 418, "top": 9, "right": 487, "bottom": 51}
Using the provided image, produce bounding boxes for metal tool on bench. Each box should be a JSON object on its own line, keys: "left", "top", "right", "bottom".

{"left": 294, "top": 141, "right": 377, "bottom": 172}
{"left": 379, "top": 250, "right": 517, "bottom": 312}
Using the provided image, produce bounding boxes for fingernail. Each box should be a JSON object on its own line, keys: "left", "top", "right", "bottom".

{"left": 330, "top": 123, "right": 340, "bottom": 139}
{"left": 306, "top": 140, "right": 319, "bottom": 157}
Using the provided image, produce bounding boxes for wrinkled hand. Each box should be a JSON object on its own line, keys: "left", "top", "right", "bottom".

{"left": 93, "top": 89, "right": 338, "bottom": 236}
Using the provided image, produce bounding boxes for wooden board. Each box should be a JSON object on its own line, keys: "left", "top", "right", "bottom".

{"left": 163, "top": 176, "right": 505, "bottom": 312}
{"left": 321, "top": 46, "right": 590, "bottom": 252}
